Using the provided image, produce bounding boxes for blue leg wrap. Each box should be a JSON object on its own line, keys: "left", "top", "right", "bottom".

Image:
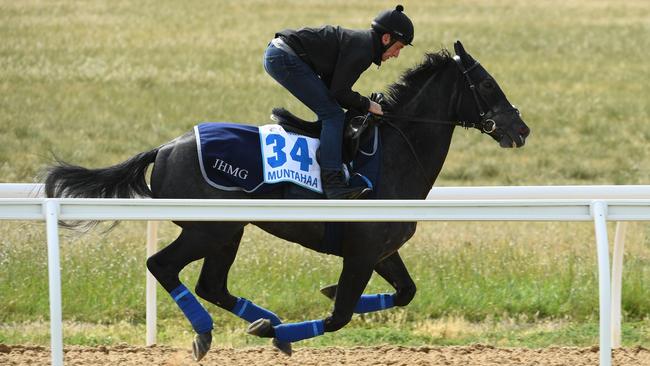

{"left": 354, "top": 293, "right": 395, "bottom": 314}
{"left": 170, "top": 284, "right": 213, "bottom": 334}
{"left": 231, "top": 297, "right": 282, "bottom": 326}
{"left": 274, "top": 320, "right": 324, "bottom": 343}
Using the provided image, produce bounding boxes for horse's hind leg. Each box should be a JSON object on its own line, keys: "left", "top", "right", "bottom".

{"left": 373, "top": 252, "right": 417, "bottom": 306}
{"left": 145, "top": 222, "right": 244, "bottom": 361}
{"left": 194, "top": 227, "right": 292, "bottom": 355}
{"left": 248, "top": 254, "right": 378, "bottom": 343}
{"left": 320, "top": 252, "right": 416, "bottom": 313}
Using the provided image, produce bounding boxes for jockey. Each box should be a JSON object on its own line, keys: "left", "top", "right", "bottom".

{"left": 264, "top": 5, "right": 414, "bottom": 199}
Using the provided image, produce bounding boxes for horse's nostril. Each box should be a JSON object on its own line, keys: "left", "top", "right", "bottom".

{"left": 519, "top": 126, "right": 530, "bottom": 136}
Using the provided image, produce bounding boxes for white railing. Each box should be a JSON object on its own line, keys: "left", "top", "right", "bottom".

{"left": 1, "top": 184, "right": 649, "bottom": 366}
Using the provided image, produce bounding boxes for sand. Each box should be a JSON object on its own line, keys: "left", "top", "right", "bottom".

{"left": 1, "top": 344, "right": 649, "bottom": 365}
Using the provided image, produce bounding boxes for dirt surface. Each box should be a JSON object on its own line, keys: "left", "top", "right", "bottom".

{"left": 1, "top": 344, "right": 649, "bottom": 365}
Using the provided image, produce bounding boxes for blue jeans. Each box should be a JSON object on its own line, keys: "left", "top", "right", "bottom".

{"left": 263, "top": 43, "right": 345, "bottom": 170}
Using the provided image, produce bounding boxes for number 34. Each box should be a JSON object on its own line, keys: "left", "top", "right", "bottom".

{"left": 265, "top": 134, "right": 313, "bottom": 172}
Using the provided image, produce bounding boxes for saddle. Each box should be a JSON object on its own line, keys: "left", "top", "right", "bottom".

{"left": 270, "top": 107, "right": 375, "bottom": 163}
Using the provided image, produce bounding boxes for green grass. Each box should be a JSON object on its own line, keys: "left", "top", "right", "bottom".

{"left": 1, "top": 221, "right": 649, "bottom": 346}
{"left": 1, "top": 0, "right": 649, "bottom": 348}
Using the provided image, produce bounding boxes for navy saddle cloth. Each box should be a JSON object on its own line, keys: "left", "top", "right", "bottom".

{"left": 195, "top": 122, "right": 382, "bottom": 198}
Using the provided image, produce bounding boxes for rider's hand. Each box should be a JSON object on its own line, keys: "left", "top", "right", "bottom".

{"left": 368, "top": 101, "right": 383, "bottom": 115}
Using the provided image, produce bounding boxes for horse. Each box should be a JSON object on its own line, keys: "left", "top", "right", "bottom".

{"left": 43, "top": 41, "right": 530, "bottom": 360}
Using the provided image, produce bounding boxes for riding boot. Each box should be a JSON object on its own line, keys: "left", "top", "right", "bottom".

{"left": 321, "top": 168, "right": 370, "bottom": 199}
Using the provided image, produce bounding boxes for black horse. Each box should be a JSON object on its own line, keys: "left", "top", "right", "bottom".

{"left": 44, "top": 41, "right": 529, "bottom": 360}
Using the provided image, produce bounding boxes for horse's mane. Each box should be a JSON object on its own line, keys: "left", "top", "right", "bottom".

{"left": 384, "top": 49, "right": 453, "bottom": 108}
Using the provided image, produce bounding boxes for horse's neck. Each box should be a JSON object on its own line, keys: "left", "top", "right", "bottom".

{"left": 378, "top": 68, "right": 458, "bottom": 199}
{"left": 379, "top": 123, "right": 454, "bottom": 199}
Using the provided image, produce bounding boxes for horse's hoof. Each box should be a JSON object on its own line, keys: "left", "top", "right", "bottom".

{"left": 247, "top": 318, "right": 274, "bottom": 338}
{"left": 192, "top": 332, "right": 212, "bottom": 362}
{"left": 320, "top": 284, "right": 338, "bottom": 300}
{"left": 272, "top": 338, "right": 293, "bottom": 356}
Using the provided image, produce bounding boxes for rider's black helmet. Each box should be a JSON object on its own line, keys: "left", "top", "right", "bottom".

{"left": 371, "top": 5, "right": 414, "bottom": 46}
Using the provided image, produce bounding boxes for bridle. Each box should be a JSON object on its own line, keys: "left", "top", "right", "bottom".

{"left": 370, "top": 54, "right": 521, "bottom": 184}
{"left": 381, "top": 55, "right": 520, "bottom": 134}
{"left": 451, "top": 55, "right": 521, "bottom": 136}
{"left": 452, "top": 55, "right": 498, "bottom": 133}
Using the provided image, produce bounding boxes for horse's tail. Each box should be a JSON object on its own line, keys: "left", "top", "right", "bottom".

{"left": 43, "top": 148, "right": 159, "bottom": 229}
{"left": 45, "top": 148, "right": 159, "bottom": 199}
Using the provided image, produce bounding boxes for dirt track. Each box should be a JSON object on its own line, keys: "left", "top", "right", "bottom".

{"left": 1, "top": 344, "right": 649, "bottom": 365}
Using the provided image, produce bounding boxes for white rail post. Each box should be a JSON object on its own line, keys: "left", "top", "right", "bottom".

{"left": 591, "top": 201, "right": 611, "bottom": 366}
{"left": 611, "top": 221, "right": 627, "bottom": 348}
{"left": 146, "top": 221, "right": 158, "bottom": 346}
{"left": 45, "top": 199, "right": 64, "bottom": 366}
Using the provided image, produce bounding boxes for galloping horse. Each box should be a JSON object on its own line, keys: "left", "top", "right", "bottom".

{"left": 44, "top": 41, "right": 530, "bottom": 360}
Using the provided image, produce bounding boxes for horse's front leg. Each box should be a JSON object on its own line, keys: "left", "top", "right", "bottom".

{"left": 320, "top": 251, "right": 416, "bottom": 312}
{"left": 248, "top": 254, "right": 377, "bottom": 341}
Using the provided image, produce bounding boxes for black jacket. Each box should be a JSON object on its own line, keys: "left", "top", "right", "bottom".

{"left": 276, "top": 26, "right": 383, "bottom": 112}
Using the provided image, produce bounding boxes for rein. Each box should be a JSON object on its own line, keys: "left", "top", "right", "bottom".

{"left": 380, "top": 113, "right": 496, "bottom": 133}
{"left": 377, "top": 111, "right": 497, "bottom": 185}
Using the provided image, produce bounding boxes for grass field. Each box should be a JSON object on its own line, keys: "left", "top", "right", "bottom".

{"left": 1, "top": 0, "right": 649, "bottom": 348}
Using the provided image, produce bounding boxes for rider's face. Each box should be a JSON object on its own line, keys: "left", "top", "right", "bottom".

{"left": 381, "top": 35, "right": 405, "bottom": 62}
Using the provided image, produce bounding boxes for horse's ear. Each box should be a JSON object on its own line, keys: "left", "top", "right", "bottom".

{"left": 454, "top": 40, "right": 477, "bottom": 67}
{"left": 454, "top": 40, "right": 466, "bottom": 57}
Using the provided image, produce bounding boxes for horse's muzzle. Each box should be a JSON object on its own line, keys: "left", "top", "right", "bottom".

{"left": 499, "top": 122, "right": 530, "bottom": 148}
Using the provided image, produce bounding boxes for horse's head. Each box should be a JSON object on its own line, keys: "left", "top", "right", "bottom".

{"left": 453, "top": 41, "right": 530, "bottom": 148}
